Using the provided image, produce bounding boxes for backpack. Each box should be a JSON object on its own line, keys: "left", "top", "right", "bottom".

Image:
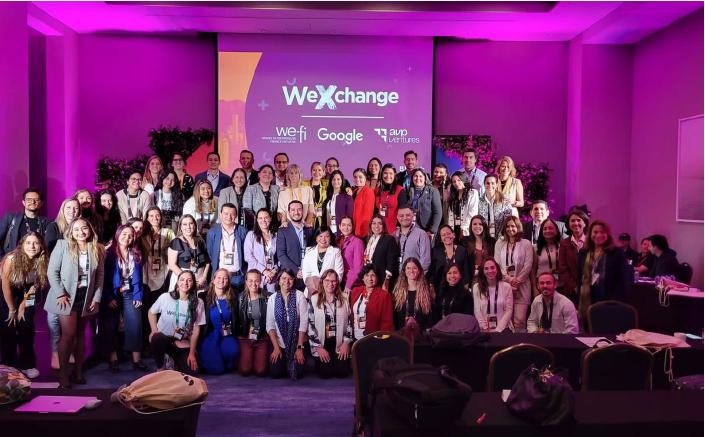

{"left": 370, "top": 357, "right": 472, "bottom": 430}
{"left": 111, "top": 370, "right": 208, "bottom": 414}
{"left": 506, "top": 364, "right": 575, "bottom": 426}
{"left": 428, "top": 313, "right": 487, "bottom": 348}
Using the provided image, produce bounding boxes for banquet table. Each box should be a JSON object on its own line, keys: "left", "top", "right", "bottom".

{"left": 625, "top": 282, "right": 703, "bottom": 335}
{"left": 373, "top": 390, "right": 704, "bottom": 437}
{"left": 0, "top": 389, "right": 201, "bottom": 437}
{"left": 414, "top": 332, "right": 703, "bottom": 391}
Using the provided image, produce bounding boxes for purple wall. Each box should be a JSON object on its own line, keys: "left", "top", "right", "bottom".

{"left": 434, "top": 40, "right": 568, "bottom": 215}
{"left": 0, "top": 3, "right": 30, "bottom": 210}
{"left": 572, "top": 44, "right": 634, "bottom": 234}
{"left": 631, "top": 9, "right": 704, "bottom": 287}
{"left": 76, "top": 34, "right": 216, "bottom": 190}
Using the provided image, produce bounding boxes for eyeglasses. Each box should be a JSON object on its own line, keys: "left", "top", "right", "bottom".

{"left": 129, "top": 177, "right": 142, "bottom": 182}
{"left": 275, "top": 160, "right": 288, "bottom": 164}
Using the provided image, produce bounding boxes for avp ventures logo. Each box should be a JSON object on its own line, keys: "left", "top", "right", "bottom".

{"left": 260, "top": 125, "right": 307, "bottom": 145}
{"left": 282, "top": 85, "right": 399, "bottom": 110}
{"left": 374, "top": 128, "right": 420, "bottom": 144}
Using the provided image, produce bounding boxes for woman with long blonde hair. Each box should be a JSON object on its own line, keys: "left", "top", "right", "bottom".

{"left": 182, "top": 179, "right": 219, "bottom": 238}
{"left": 392, "top": 257, "right": 434, "bottom": 332}
{"left": 45, "top": 218, "right": 105, "bottom": 388}
{"left": 142, "top": 155, "right": 165, "bottom": 194}
{"left": 277, "top": 164, "right": 315, "bottom": 227}
{"left": 495, "top": 156, "right": 524, "bottom": 217}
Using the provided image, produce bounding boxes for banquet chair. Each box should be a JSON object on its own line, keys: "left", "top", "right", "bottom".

{"left": 676, "top": 262, "right": 693, "bottom": 285}
{"left": 587, "top": 300, "right": 638, "bottom": 335}
{"left": 351, "top": 331, "right": 413, "bottom": 435}
{"left": 581, "top": 343, "right": 653, "bottom": 391}
{"left": 487, "top": 343, "right": 554, "bottom": 391}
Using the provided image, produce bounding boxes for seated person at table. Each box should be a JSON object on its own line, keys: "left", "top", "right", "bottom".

{"left": 473, "top": 258, "right": 513, "bottom": 332}
{"left": 527, "top": 272, "right": 579, "bottom": 334}
{"left": 635, "top": 238, "right": 655, "bottom": 276}
{"left": 350, "top": 265, "right": 394, "bottom": 340}
{"left": 647, "top": 234, "right": 680, "bottom": 278}
{"left": 392, "top": 258, "right": 434, "bottom": 334}
{"left": 307, "top": 269, "right": 352, "bottom": 379}
{"left": 434, "top": 263, "right": 474, "bottom": 321}
{"left": 616, "top": 233, "right": 639, "bottom": 266}
{"left": 198, "top": 269, "right": 240, "bottom": 375}
{"left": 148, "top": 271, "right": 206, "bottom": 375}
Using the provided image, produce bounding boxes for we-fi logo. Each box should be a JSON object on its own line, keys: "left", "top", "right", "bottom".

{"left": 282, "top": 85, "right": 399, "bottom": 110}
{"left": 275, "top": 126, "right": 307, "bottom": 143}
{"left": 317, "top": 128, "right": 363, "bottom": 145}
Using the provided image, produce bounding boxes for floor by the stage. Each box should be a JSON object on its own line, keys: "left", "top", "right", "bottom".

{"left": 31, "top": 308, "right": 355, "bottom": 437}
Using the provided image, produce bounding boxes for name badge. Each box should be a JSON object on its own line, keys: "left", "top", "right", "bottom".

{"left": 379, "top": 207, "right": 387, "bottom": 217}
{"left": 488, "top": 315, "right": 498, "bottom": 330}
{"left": 249, "top": 325, "right": 259, "bottom": 341}
{"left": 174, "top": 327, "right": 185, "bottom": 340}
{"left": 357, "top": 315, "right": 366, "bottom": 329}
{"left": 78, "top": 274, "right": 87, "bottom": 284}
{"left": 454, "top": 217, "right": 461, "bottom": 227}
{"left": 221, "top": 322, "right": 233, "bottom": 337}
{"left": 301, "top": 247, "right": 306, "bottom": 259}
{"left": 398, "top": 255, "right": 404, "bottom": 270}
{"left": 24, "top": 292, "right": 35, "bottom": 308}
{"left": 151, "top": 258, "right": 162, "bottom": 271}
{"left": 189, "top": 259, "right": 198, "bottom": 272}
{"left": 507, "top": 265, "right": 516, "bottom": 274}
{"left": 316, "top": 207, "right": 322, "bottom": 218}
{"left": 120, "top": 278, "right": 131, "bottom": 293}
{"left": 224, "top": 252, "right": 235, "bottom": 266}
{"left": 591, "top": 272, "right": 600, "bottom": 286}
{"left": 363, "top": 255, "right": 370, "bottom": 265}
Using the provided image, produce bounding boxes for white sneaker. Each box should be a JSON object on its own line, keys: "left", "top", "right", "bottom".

{"left": 22, "top": 368, "right": 40, "bottom": 379}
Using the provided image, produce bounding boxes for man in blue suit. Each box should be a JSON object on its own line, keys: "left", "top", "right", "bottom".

{"left": 276, "top": 200, "right": 313, "bottom": 290}
{"left": 206, "top": 203, "right": 248, "bottom": 290}
{"left": 195, "top": 151, "right": 230, "bottom": 196}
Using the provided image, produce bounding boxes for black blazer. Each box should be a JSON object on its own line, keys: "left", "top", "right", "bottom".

{"left": 0, "top": 212, "right": 49, "bottom": 257}
{"left": 236, "top": 292, "right": 268, "bottom": 340}
{"left": 247, "top": 170, "right": 259, "bottom": 186}
{"left": 429, "top": 244, "right": 471, "bottom": 289}
{"left": 577, "top": 247, "right": 632, "bottom": 304}
{"left": 370, "top": 234, "right": 400, "bottom": 284}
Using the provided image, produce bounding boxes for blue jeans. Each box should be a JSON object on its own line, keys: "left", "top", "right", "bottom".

{"left": 99, "top": 293, "right": 143, "bottom": 355}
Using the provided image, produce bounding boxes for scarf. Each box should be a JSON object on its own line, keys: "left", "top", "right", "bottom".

{"left": 579, "top": 250, "right": 604, "bottom": 321}
{"left": 274, "top": 290, "right": 301, "bottom": 380}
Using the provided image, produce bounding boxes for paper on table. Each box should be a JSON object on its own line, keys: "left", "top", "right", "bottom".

{"left": 575, "top": 337, "right": 611, "bottom": 347}
{"left": 501, "top": 390, "right": 511, "bottom": 403}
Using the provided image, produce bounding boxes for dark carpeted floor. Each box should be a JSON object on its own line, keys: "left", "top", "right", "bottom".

{"left": 28, "top": 307, "right": 356, "bottom": 436}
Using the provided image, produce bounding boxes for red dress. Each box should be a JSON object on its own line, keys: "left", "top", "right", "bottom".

{"left": 374, "top": 186, "right": 403, "bottom": 234}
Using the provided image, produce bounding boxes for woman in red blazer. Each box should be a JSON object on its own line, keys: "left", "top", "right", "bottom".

{"left": 350, "top": 265, "right": 394, "bottom": 340}
{"left": 375, "top": 164, "right": 403, "bottom": 235}
{"left": 352, "top": 168, "right": 375, "bottom": 239}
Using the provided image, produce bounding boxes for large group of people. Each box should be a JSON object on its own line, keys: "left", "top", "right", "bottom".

{"left": 0, "top": 148, "right": 684, "bottom": 383}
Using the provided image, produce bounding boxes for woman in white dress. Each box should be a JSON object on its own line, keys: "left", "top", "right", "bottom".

{"left": 495, "top": 156, "right": 524, "bottom": 218}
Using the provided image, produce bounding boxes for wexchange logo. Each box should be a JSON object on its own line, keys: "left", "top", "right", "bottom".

{"left": 282, "top": 85, "right": 400, "bottom": 109}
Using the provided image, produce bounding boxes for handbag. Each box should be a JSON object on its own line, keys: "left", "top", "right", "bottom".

{"left": 506, "top": 365, "right": 574, "bottom": 425}
{"left": 0, "top": 365, "right": 31, "bottom": 405}
{"left": 428, "top": 313, "right": 488, "bottom": 348}
{"left": 371, "top": 357, "right": 472, "bottom": 430}
{"left": 111, "top": 370, "right": 208, "bottom": 414}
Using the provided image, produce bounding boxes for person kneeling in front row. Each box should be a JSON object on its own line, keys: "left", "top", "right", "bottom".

{"left": 308, "top": 269, "right": 352, "bottom": 378}
{"left": 148, "top": 270, "right": 206, "bottom": 375}
{"left": 527, "top": 272, "right": 579, "bottom": 334}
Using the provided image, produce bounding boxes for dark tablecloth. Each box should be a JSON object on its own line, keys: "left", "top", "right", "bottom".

{"left": 0, "top": 389, "right": 201, "bottom": 437}
{"left": 414, "top": 332, "right": 703, "bottom": 391}
{"left": 374, "top": 390, "right": 704, "bottom": 437}
{"left": 625, "top": 283, "right": 703, "bottom": 335}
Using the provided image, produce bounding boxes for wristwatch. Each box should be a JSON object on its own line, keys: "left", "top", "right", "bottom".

{"left": 296, "top": 344, "right": 304, "bottom": 350}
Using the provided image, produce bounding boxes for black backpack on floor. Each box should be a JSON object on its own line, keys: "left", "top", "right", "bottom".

{"left": 370, "top": 357, "right": 472, "bottom": 430}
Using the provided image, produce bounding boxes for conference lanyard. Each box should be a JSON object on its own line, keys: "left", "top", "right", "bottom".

{"left": 505, "top": 242, "right": 516, "bottom": 267}
{"left": 220, "top": 228, "right": 237, "bottom": 254}
{"left": 545, "top": 245, "right": 555, "bottom": 270}
{"left": 356, "top": 291, "right": 369, "bottom": 317}
{"left": 467, "top": 169, "right": 476, "bottom": 189}
{"left": 399, "top": 224, "right": 415, "bottom": 258}
{"left": 215, "top": 298, "right": 228, "bottom": 325}
{"left": 175, "top": 299, "right": 190, "bottom": 329}
{"left": 488, "top": 284, "right": 499, "bottom": 315}
{"left": 325, "top": 299, "right": 337, "bottom": 338}
{"left": 118, "top": 253, "right": 133, "bottom": 280}
{"left": 151, "top": 232, "right": 162, "bottom": 258}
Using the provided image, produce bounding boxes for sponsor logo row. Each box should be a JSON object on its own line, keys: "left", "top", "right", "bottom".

{"left": 263, "top": 126, "right": 420, "bottom": 145}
